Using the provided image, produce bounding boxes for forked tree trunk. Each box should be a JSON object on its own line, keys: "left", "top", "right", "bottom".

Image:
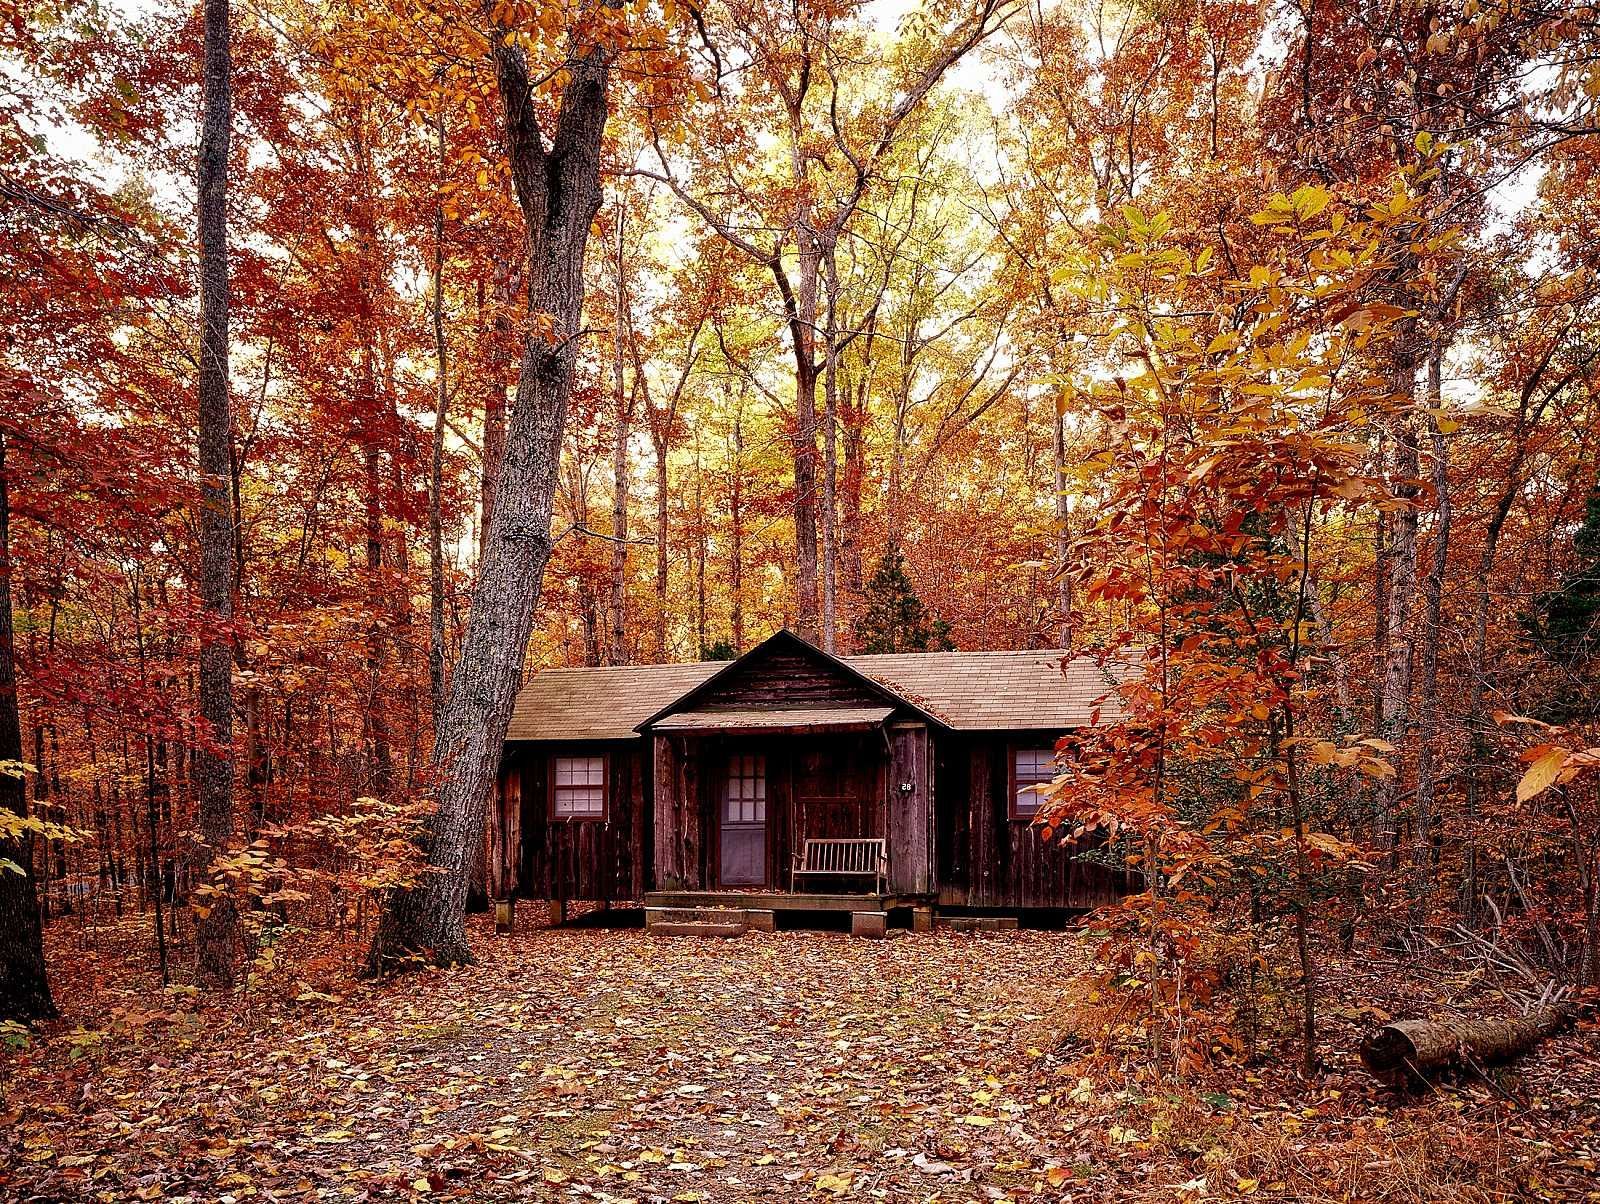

{"left": 194, "top": 0, "right": 237, "bottom": 989}
{"left": 0, "top": 431, "right": 55, "bottom": 1022}
{"left": 363, "top": 28, "right": 613, "bottom": 974}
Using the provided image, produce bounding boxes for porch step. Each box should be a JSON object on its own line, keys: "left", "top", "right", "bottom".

{"left": 942, "top": 915, "right": 1020, "bottom": 933}
{"left": 644, "top": 906, "right": 750, "bottom": 937}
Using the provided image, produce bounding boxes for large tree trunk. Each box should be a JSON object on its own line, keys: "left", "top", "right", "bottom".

{"left": 0, "top": 431, "right": 54, "bottom": 1022}
{"left": 364, "top": 28, "right": 612, "bottom": 974}
{"left": 194, "top": 0, "right": 237, "bottom": 990}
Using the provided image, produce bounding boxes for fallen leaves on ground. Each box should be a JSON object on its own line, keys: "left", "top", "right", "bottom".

{"left": 1, "top": 914, "right": 1595, "bottom": 1201}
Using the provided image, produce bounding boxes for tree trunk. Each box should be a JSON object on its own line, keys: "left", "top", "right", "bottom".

{"left": 0, "top": 431, "right": 54, "bottom": 1022}
{"left": 194, "top": 0, "right": 236, "bottom": 989}
{"left": 1052, "top": 407, "right": 1072, "bottom": 647}
{"left": 363, "top": 28, "right": 613, "bottom": 974}
{"left": 729, "top": 404, "right": 744, "bottom": 653}
{"left": 480, "top": 269, "right": 512, "bottom": 549}
{"left": 428, "top": 110, "right": 450, "bottom": 726}
{"left": 776, "top": 258, "right": 822, "bottom": 642}
{"left": 653, "top": 432, "right": 669, "bottom": 660}
{"left": 608, "top": 212, "right": 631, "bottom": 665}
{"left": 1411, "top": 345, "right": 1450, "bottom": 905}
{"left": 1361, "top": 1007, "right": 1571, "bottom": 1086}
{"left": 1375, "top": 347, "right": 1419, "bottom": 857}
{"left": 819, "top": 248, "right": 841, "bottom": 652}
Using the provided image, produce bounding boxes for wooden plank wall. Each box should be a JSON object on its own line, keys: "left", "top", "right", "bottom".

{"left": 504, "top": 740, "right": 650, "bottom": 904}
{"left": 487, "top": 767, "right": 522, "bottom": 899}
{"left": 940, "top": 733, "right": 1133, "bottom": 910}
{"left": 887, "top": 723, "right": 932, "bottom": 894}
{"left": 686, "top": 651, "right": 884, "bottom": 710}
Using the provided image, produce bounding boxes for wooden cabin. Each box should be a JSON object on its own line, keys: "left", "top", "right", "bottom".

{"left": 488, "top": 630, "right": 1138, "bottom": 928}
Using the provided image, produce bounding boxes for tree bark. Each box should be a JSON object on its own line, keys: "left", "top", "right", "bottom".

{"left": 0, "top": 430, "right": 55, "bottom": 1022}
{"left": 429, "top": 110, "right": 449, "bottom": 726}
{"left": 608, "top": 210, "right": 631, "bottom": 665}
{"left": 1361, "top": 1007, "right": 1571, "bottom": 1086}
{"left": 1052, "top": 407, "right": 1072, "bottom": 647}
{"left": 729, "top": 399, "right": 745, "bottom": 652}
{"left": 1411, "top": 344, "right": 1450, "bottom": 904}
{"left": 819, "top": 247, "right": 841, "bottom": 652}
{"left": 1375, "top": 344, "right": 1419, "bottom": 858}
{"left": 194, "top": 0, "right": 236, "bottom": 989}
{"left": 364, "top": 25, "right": 613, "bottom": 974}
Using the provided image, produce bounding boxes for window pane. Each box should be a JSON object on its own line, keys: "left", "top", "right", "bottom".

{"left": 1014, "top": 747, "right": 1055, "bottom": 817}
{"left": 552, "top": 756, "right": 605, "bottom": 817}
{"left": 725, "top": 754, "right": 766, "bottom": 824}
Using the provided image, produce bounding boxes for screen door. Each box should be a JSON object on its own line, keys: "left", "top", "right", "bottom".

{"left": 720, "top": 752, "right": 767, "bottom": 886}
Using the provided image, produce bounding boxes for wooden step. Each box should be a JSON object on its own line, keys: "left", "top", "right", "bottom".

{"left": 942, "top": 915, "right": 1020, "bottom": 933}
{"left": 644, "top": 906, "right": 749, "bottom": 937}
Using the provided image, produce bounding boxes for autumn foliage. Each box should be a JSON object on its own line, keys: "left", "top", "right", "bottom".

{"left": 3, "top": 0, "right": 1600, "bottom": 1195}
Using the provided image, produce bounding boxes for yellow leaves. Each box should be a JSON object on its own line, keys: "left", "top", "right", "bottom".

{"left": 815, "top": 1171, "right": 854, "bottom": 1195}
{"left": 1516, "top": 745, "right": 1568, "bottom": 802}
{"left": 961, "top": 1114, "right": 995, "bottom": 1126}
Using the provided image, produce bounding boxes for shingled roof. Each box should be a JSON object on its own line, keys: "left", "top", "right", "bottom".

{"left": 506, "top": 662, "right": 721, "bottom": 741}
{"left": 505, "top": 637, "right": 1134, "bottom": 741}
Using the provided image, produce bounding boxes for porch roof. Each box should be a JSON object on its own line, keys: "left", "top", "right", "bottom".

{"left": 648, "top": 705, "right": 895, "bottom": 735}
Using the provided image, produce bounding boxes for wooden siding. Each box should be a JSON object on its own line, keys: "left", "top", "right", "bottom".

{"left": 499, "top": 740, "right": 649, "bottom": 904}
{"left": 679, "top": 650, "right": 887, "bottom": 712}
{"left": 936, "top": 732, "right": 1133, "bottom": 910}
{"left": 887, "top": 722, "right": 933, "bottom": 894}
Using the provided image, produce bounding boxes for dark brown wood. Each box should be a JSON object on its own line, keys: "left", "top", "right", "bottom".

{"left": 1361, "top": 1008, "right": 1572, "bottom": 1085}
{"left": 940, "top": 733, "right": 1132, "bottom": 911}
{"left": 513, "top": 742, "right": 644, "bottom": 904}
{"left": 487, "top": 767, "right": 521, "bottom": 900}
{"left": 652, "top": 733, "right": 683, "bottom": 888}
{"left": 888, "top": 722, "right": 931, "bottom": 894}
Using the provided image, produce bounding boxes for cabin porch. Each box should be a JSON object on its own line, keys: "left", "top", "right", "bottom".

{"left": 649, "top": 716, "right": 934, "bottom": 899}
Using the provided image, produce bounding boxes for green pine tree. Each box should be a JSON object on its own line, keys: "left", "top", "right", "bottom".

{"left": 855, "top": 545, "right": 955, "bottom": 654}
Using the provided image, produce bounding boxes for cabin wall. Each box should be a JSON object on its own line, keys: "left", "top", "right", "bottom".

{"left": 934, "top": 732, "right": 1133, "bottom": 910}
{"left": 497, "top": 739, "right": 649, "bottom": 904}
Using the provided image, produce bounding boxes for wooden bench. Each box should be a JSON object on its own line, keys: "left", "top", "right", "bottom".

{"left": 793, "top": 838, "right": 888, "bottom": 895}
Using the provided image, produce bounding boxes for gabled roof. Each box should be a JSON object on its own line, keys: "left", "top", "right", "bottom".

{"left": 634, "top": 629, "right": 947, "bottom": 732}
{"left": 505, "top": 630, "right": 1135, "bottom": 742}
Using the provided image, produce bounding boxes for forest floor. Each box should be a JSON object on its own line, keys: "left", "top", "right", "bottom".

{"left": 1, "top": 912, "right": 1597, "bottom": 1203}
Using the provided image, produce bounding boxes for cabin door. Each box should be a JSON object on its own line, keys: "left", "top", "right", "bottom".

{"left": 719, "top": 752, "right": 767, "bottom": 887}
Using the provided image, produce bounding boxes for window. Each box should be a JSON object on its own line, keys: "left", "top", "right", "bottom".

{"left": 1010, "top": 746, "right": 1057, "bottom": 820}
{"left": 550, "top": 754, "right": 607, "bottom": 820}
{"left": 723, "top": 753, "right": 767, "bottom": 825}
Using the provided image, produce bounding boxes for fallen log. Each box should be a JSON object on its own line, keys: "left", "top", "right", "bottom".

{"left": 1360, "top": 1006, "right": 1572, "bottom": 1086}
